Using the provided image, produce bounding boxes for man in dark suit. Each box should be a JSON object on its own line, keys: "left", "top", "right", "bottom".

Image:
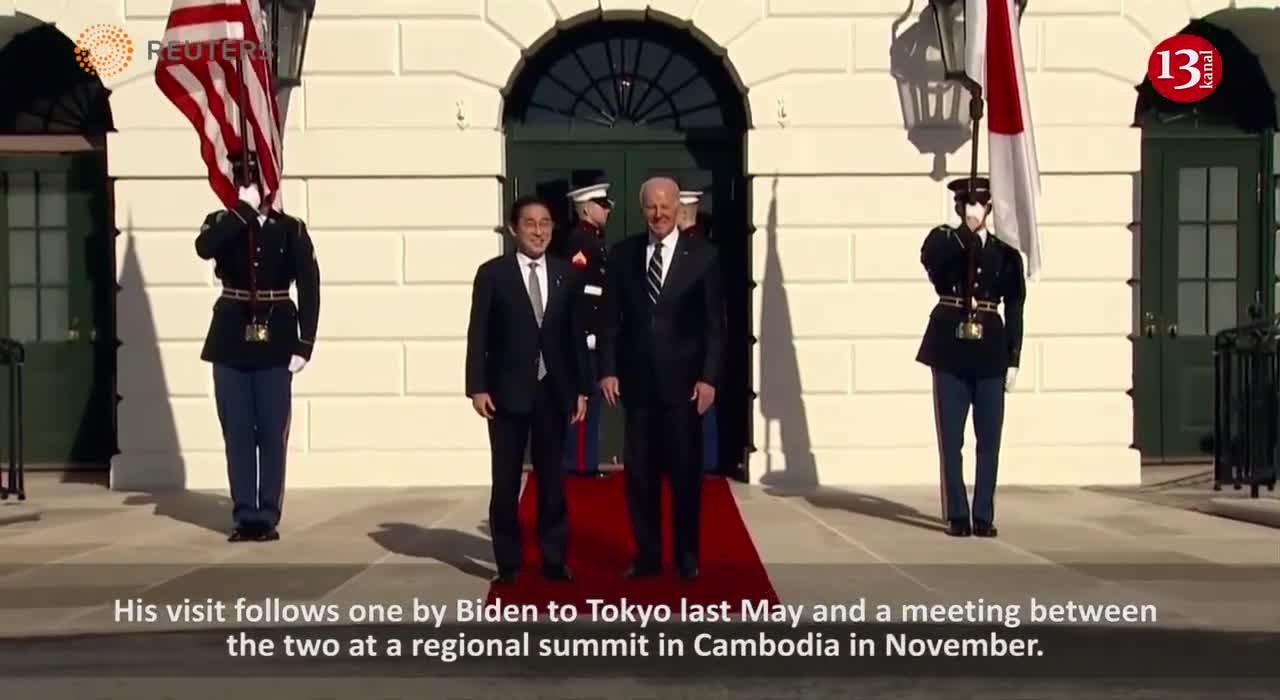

{"left": 598, "top": 176, "right": 726, "bottom": 581}
{"left": 466, "top": 195, "right": 590, "bottom": 584}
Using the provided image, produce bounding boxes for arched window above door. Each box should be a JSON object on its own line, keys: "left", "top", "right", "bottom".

{"left": 503, "top": 20, "right": 747, "bottom": 132}
{"left": 0, "top": 18, "right": 113, "bottom": 136}
{"left": 1133, "top": 19, "right": 1276, "bottom": 131}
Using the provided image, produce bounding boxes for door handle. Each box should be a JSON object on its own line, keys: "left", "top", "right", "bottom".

{"left": 1168, "top": 324, "right": 1178, "bottom": 338}
{"left": 1143, "top": 312, "right": 1156, "bottom": 338}
{"left": 68, "top": 328, "right": 79, "bottom": 341}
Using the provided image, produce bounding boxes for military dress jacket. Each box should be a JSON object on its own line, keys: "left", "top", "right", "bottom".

{"left": 561, "top": 221, "right": 608, "bottom": 339}
{"left": 195, "top": 200, "right": 321, "bottom": 370}
{"left": 914, "top": 224, "right": 1025, "bottom": 378}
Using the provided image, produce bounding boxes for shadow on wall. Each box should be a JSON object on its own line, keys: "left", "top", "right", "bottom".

{"left": 756, "top": 178, "right": 817, "bottom": 488}
{"left": 888, "top": 0, "right": 973, "bottom": 182}
{"left": 115, "top": 219, "right": 230, "bottom": 534}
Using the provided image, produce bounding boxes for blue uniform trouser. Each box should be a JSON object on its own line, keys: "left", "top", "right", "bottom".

{"left": 931, "top": 369, "right": 1004, "bottom": 526}
{"left": 563, "top": 350, "right": 602, "bottom": 473}
{"left": 213, "top": 364, "right": 292, "bottom": 529}
{"left": 701, "top": 405, "right": 718, "bottom": 473}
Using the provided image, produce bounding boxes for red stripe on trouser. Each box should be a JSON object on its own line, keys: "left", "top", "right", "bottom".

{"left": 931, "top": 373, "right": 948, "bottom": 521}
{"left": 277, "top": 401, "right": 291, "bottom": 518}
{"left": 576, "top": 419, "right": 586, "bottom": 471}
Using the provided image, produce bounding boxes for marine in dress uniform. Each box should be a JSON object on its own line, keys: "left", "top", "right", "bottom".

{"left": 195, "top": 151, "right": 321, "bottom": 542}
{"left": 559, "top": 173, "right": 612, "bottom": 477}
{"left": 677, "top": 189, "right": 718, "bottom": 475}
{"left": 915, "top": 177, "right": 1025, "bottom": 538}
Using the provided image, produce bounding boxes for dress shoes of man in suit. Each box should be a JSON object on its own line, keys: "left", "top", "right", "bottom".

{"left": 466, "top": 195, "right": 592, "bottom": 585}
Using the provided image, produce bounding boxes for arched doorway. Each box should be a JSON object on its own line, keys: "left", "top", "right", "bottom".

{"left": 1133, "top": 13, "right": 1277, "bottom": 463}
{"left": 502, "top": 18, "right": 751, "bottom": 479}
{"left": 0, "top": 13, "right": 115, "bottom": 469}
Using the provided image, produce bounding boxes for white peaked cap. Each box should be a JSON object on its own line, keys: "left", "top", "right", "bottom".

{"left": 567, "top": 182, "right": 611, "bottom": 203}
{"left": 678, "top": 190, "right": 702, "bottom": 205}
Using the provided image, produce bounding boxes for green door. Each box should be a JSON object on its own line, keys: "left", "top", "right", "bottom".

{"left": 505, "top": 143, "right": 747, "bottom": 474}
{"left": 623, "top": 146, "right": 748, "bottom": 476}
{"left": 0, "top": 153, "right": 114, "bottom": 466}
{"left": 1137, "top": 137, "right": 1265, "bottom": 461}
{"left": 505, "top": 147, "right": 629, "bottom": 465}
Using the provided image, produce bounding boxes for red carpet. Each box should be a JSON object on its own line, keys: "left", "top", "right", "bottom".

{"left": 485, "top": 473, "right": 778, "bottom": 614}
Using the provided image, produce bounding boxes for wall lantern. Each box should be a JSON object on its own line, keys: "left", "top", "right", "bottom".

{"left": 268, "top": 0, "right": 315, "bottom": 89}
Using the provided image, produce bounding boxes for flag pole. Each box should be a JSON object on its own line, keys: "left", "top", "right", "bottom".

{"left": 271, "top": 0, "right": 280, "bottom": 86}
{"left": 235, "top": 48, "right": 250, "bottom": 186}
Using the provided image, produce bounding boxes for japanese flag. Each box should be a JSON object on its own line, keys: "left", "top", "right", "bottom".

{"left": 966, "top": 0, "right": 1041, "bottom": 279}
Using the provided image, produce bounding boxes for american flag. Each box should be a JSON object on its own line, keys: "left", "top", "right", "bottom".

{"left": 153, "top": 0, "right": 284, "bottom": 211}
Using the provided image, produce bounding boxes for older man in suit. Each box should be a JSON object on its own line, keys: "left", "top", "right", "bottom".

{"left": 597, "top": 176, "right": 726, "bottom": 581}
{"left": 465, "top": 194, "right": 590, "bottom": 584}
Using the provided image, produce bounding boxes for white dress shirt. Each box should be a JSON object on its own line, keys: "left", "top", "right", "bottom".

{"left": 645, "top": 227, "right": 679, "bottom": 285}
{"left": 515, "top": 251, "right": 548, "bottom": 316}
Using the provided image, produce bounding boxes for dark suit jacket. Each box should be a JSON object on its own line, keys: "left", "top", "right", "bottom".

{"left": 598, "top": 231, "right": 726, "bottom": 407}
{"left": 465, "top": 252, "right": 592, "bottom": 415}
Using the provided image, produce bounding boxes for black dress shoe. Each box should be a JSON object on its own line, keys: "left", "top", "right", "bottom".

{"left": 542, "top": 564, "right": 573, "bottom": 581}
{"left": 946, "top": 520, "right": 972, "bottom": 537}
{"left": 227, "top": 527, "right": 255, "bottom": 542}
{"left": 255, "top": 528, "right": 280, "bottom": 542}
{"left": 677, "top": 565, "right": 699, "bottom": 581}
{"left": 491, "top": 570, "right": 517, "bottom": 584}
{"left": 622, "top": 562, "right": 660, "bottom": 578}
{"left": 972, "top": 522, "right": 998, "bottom": 537}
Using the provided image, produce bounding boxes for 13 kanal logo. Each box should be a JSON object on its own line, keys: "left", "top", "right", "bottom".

{"left": 1147, "top": 34, "right": 1221, "bottom": 103}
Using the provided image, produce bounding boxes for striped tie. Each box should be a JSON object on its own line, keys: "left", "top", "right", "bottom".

{"left": 647, "top": 241, "right": 663, "bottom": 305}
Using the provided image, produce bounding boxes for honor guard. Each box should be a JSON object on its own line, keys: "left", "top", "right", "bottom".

{"left": 195, "top": 151, "right": 321, "bottom": 542}
{"left": 915, "top": 177, "right": 1025, "bottom": 538}
{"left": 560, "top": 172, "right": 612, "bottom": 476}
{"left": 676, "top": 188, "right": 718, "bottom": 474}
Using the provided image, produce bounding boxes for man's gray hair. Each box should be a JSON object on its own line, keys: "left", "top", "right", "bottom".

{"left": 638, "top": 176, "right": 679, "bottom": 204}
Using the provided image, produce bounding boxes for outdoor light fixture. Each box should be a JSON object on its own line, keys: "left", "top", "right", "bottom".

{"left": 268, "top": 0, "right": 315, "bottom": 89}
{"left": 927, "top": 0, "right": 1027, "bottom": 186}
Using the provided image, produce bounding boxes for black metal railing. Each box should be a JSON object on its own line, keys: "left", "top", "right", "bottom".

{"left": 1213, "top": 315, "right": 1279, "bottom": 497}
{"left": 0, "top": 338, "right": 23, "bottom": 501}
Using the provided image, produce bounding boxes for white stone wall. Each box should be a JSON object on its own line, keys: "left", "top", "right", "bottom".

{"left": 13, "top": 0, "right": 1257, "bottom": 489}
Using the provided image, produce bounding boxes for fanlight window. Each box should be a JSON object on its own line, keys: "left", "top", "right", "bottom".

{"left": 506, "top": 23, "right": 741, "bottom": 130}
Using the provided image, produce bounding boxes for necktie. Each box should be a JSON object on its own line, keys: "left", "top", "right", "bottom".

{"left": 647, "top": 241, "right": 663, "bottom": 305}
{"left": 528, "top": 262, "right": 546, "bottom": 380}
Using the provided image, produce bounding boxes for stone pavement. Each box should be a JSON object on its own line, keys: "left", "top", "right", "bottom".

{"left": 0, "top": 472, "right": 1278, "bottom": 698}
{"left": 0, "top": 470, "right": 1275, "bottom": 638}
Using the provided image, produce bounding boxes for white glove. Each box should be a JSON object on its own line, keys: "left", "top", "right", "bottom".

{"left": 586, "top": 333, "right": 596, "bottom": 350}
{"left": 288, "top": 355, "right": 307, "bottom": 373}
{"left": 1005, "top": 367, "right": 1018, "bottom": 392}
{"left": 238, "top": 185, "right": 261, "bottom": 210}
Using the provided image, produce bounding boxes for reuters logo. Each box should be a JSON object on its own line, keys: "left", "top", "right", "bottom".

{"left": 74, "top": 24, "right": 134, "bottom": 77}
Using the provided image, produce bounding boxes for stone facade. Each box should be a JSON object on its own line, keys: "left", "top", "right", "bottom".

{"left": 9, "top": 0, "right": 1269, "bottom": 489}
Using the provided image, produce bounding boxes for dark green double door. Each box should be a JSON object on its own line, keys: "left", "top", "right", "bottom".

{"left": 506, "top": 142, "right": 748, "bottom": 474}
{"left": 0, "top": 153, "right": 113, "bottom": 467}
{"left": 1136, "top": 136, "right": 1270, "bottom": 461}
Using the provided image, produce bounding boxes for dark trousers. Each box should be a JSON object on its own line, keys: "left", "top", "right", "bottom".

{"left": 562, "top": 351, "right": 602, "bottom": 474}
{"left": 701, "top": 405, "right": 718, "bottom": 474}
{"left": 931, "top": 369, "right": 1005, "bottom": 525}
{"left": 488, "top": 378, "right": 569, "bottom": 572}
{"left": 213, "top": 364, "right": 292, "bottom": 529}
{"left": 623, "top": 399, "right": 701, "bottom": 569}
